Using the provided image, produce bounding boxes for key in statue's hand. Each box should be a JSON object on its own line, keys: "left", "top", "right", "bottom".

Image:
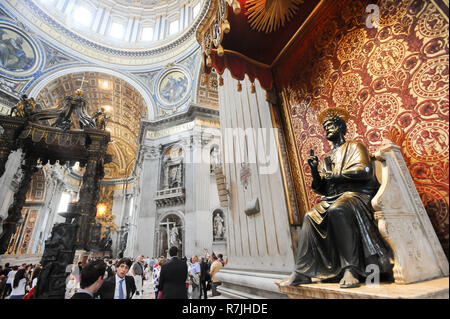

{"left": 308, "top": 149, "right": 319, "bottom": 169}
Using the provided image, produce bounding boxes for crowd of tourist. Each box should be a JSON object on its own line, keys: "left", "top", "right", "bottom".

{"left": 0, "top": 247, "right": 226, "bottom": 299}
{"left": 0, "top": 263, "right": 42, "bottom": 299}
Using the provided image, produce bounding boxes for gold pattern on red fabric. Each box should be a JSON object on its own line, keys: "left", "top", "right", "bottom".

{"left": 274, "top": 0, "right": 449, "bottom": 254}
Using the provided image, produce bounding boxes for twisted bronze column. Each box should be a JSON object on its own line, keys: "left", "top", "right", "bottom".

{"left": 75, "top": 157, "right": 105, "bottom": 251}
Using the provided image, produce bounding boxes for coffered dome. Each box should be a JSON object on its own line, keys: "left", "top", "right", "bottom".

{"left": 3, "top": 0, "right": 207, "bottom": 67}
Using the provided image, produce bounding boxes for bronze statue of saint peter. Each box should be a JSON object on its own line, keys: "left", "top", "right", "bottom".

{"left": 282, "top": 108, "right": 391, "bottom": 288}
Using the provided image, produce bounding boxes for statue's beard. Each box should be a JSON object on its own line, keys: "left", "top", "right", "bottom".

{"left": 326, "top": 130, "right": 340, "bottom": 141}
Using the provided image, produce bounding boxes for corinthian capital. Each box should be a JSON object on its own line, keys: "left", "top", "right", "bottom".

{"left": 143, "top": 144, "right": 162, "bottom": 159}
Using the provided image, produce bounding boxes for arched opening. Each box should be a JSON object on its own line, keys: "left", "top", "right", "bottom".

{"left": 156, "top": 213, "right": 184, "bottom": 258}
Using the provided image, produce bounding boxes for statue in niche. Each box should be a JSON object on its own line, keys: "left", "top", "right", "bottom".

{"left": 281, "top": 107, "right": 392, "bottom": 289}
{"left": 168, "top": 165, "right": 182, "bottom": 188}
{"left": 213, "top": 212, "right": 225, "bottom": 240}
{"left": 169, "top": 225, "right": 180, "bottom": 248}
{"left": 210, "top": 146, "right": 221, "bottom": 173}
{"left": 161, "top": 145, "right": 183, "bottom": 190}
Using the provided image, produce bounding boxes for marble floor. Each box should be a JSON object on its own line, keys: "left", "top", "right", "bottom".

{"left": 2, "top": 275, "right": 227, "bottom": 299}
{"left": 137, "top": 276, "right": 227, "bottom": 299}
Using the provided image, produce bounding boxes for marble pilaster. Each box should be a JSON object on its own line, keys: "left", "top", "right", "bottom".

{"left": 215, "top": 70, "right": 295, "bottom": 297}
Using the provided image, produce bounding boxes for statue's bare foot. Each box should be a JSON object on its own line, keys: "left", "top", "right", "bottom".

{"left": 279, "top": 272, "right": 312, "bottom": 287}
{"left": 339, "top": 268, "right": 360, "bottom": 288}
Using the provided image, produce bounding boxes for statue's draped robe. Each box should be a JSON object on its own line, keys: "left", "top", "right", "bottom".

{"left": 294, "top": 141, "right": 391, "bottom": 280}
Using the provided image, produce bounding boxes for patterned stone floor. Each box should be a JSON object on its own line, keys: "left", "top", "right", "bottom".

{"left": 135, "top": 276, "right": 227, "bottom": 299}
{"left": 3, "top": 275, "right": 227, "bottom": 299}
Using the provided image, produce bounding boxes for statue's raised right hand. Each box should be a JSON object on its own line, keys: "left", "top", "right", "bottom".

{"left": 308, "top": 149, "right": 319, "bottom": 169}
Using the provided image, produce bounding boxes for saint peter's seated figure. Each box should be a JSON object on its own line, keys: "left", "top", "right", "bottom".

{"left": 282, "top": 108, "right": 391, "bottom": 288}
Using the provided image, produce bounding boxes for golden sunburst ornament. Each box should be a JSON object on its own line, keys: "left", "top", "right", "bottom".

{"left": 245, "top": 0, "right": 304, "bottom": 33}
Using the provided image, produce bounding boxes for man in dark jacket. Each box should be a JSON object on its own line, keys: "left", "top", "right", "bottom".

{"left": 97, "top": 258, "right": 136, "bottom": 299}
{"left": 158, "top": 246, "right": 188, "bottom": 299}
{"left": 71, "top": 260, "right": 106, "bottom": 299}
{"left": 199, "top": 257, "right": 211, "bottom": 299}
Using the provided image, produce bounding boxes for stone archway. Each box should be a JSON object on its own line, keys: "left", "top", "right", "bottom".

{"left": 156, "top": 213, "right": 184, "bottom": 258}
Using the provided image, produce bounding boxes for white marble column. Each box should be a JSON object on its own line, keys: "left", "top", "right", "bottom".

{"left": 128, "top": 144, "right": 160, "bottom": 258}
{"left": 29, "top": 168, "right": 59, "bottom": 254}
{"left": 190, "top": 129, "right": 222, "bottom": 257}
{"left": 41, "top": 179, "right": 67, "bottom": 244}
{"left": 92, "top": 6, "right": 105, "bottom": 33}
{"left": 110, "top": 189, "right": 125, "bottom": 257}
{"left": 98, "top": 8, "right": 111, "bottom": 35}
{"left": 124, "top": 192, "right": 137, "bottom": 258}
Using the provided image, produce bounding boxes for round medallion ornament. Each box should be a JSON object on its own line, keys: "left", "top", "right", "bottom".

{"left": 363, "top": 94, "right": 400, "bottom": 127}
{"left": 333, "top": 74, "right": 361, "bottom": 105}
{"left": 0, "top": 23, "right": 41, "bottom": 77}
{"left": 337, "top": 29, "right": 366, "bottom": 62}
{"left": 406, "top": 121, "right": 449, "bottom": 162}
{"left": 368, "top": 41, "right": 406, "bottom": 77}
{"left": 411, "top": 56, "right": 449, "bottom": 98}
{"left": 156, "top": 68, "right": 191, "bottom": 109}
{"left": 418, "top": 5, "right": 448, "bottom": 38}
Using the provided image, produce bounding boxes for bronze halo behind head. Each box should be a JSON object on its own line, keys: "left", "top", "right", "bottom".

{"left": 318, "top": 107, "right": 350, "bottom": 125}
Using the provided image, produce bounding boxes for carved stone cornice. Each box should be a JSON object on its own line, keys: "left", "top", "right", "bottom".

{"left": 143, "top": 144, "right": 163, "bottom": 160}
{"left": 155, "top": 187, "right": 186, "bottom": 207}
{"left": 180, "top": 135, "right": 194, "bottom": 150}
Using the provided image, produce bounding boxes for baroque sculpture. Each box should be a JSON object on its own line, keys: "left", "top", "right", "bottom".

{"left": 281, "top": 107, "right": 391, "bottom": 288}
{"left": 9, "top": 94, "right": 37, "bottom": 118}
{"left": 162, "top": 145, "right": 183, "bottom": 190}
{"left": 92, "top": 107, "right": 108, "bottom": 130}
{"left": 213, "top": 212, "right": 225, "bottom": 240}
{"left": 0, "top": 89, "right": 111, "bottom": 296}
{"left": 29, "top": 89, "right": 96, "bottom": 130}
{"left": 169, "top": 225, "right": 180, "bottom": 248}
